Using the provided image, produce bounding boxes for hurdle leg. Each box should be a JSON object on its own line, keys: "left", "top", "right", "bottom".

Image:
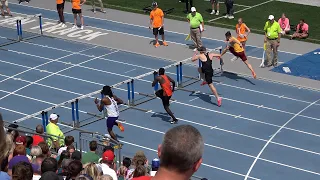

{"left": 131, "top": 79, "right": 135, "bottom": 106}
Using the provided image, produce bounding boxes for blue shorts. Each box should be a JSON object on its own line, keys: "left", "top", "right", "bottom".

{"left": 106, "top": 117, "right": 118, "bottom": 129}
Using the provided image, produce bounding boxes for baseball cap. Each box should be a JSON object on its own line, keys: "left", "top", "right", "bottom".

{"left": 152, "top": 2, "right": 158, "bottom": 6}
{"left": 102, "top": 150, "right": 114, "bottom": 161}
{"left": 268, "top": 15, "right": 274, "bottom": 20}
{"left": 15, "top": 135, "right": 26, "bottom": 145}
{"left": 49, "top": 113, "right": 59, "bottom": 120}
{"left": 191, "top": 7, "right": 196, "bottom": 12}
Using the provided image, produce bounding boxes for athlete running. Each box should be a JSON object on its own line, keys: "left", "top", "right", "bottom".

{"left": 94, "top": 85, "right": 124, "bottom": 142}
{"left": 192, "top": 46, "right": 222, "bottom": 107}
{"left": 152, "top": 68, "right": 178, "bottom": 124}
{"left": 221, "top": 31, "right": 257, "bottom": 79}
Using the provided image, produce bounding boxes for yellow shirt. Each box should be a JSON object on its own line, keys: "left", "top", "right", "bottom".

{"left": 46, "top": 122, "right": 65, "bottom": 147}
{"left": 229, "top": 37, "right": 244, "bottom": 53}
{"left": 264, "top": 21, "right": 281, "bottom": 39}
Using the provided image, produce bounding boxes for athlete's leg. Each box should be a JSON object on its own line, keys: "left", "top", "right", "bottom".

{"left": 73, "top": 13, "right": 77, "bottom": 27}
{"left": 107, "top": 118, "right": 118, "bottom": 141}
{"left": 79, "top": 13, "right": 84, "bottom": 28}
{"left": 243, "top": 60, "right": 256, "bottom": 79}
{"left": 198, "top": 68, "right": 207, "bottom": 86}
{"left": 163, "top": 97, "right": 177, "bottom": 123}
{"left": 205, "top": 72, "right": 222, "bottom": 106}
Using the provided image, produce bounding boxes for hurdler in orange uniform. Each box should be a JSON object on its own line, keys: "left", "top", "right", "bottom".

{"left": 56, "top": 0, "right": 66, "bottom": 27}
{"left": 71, "top": 0, "right": 86, "bottom": 29}
{"left": 236, "top": 18, "right": 250, "bottom": 49}
{"left": 152, "top": 68, "right": 177, "bottom": 124}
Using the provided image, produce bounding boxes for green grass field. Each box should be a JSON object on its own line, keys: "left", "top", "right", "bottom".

{"left": 99, "top": 0, "right": 320, "bottom": 43}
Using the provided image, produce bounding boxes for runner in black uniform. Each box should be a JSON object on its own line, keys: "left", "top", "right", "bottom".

{"left": 192, "top": 46, "right": 222, "bottom": 107}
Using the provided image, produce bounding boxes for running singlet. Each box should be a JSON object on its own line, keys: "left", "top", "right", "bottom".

{"left": 236, "top": 23, "right": 247, "bottom": 42}
{"left": 201, "top": 53, "right": 213, "bottom": 72}
{"left": 160, "top": 75, "right": 173, "bottom": 96}
{"left": 229, "top": 37, "right": 244, "bottom": 53}
{"left": 56, "top": 0, "right": 63, "bottom": 4}
{"left": 72, "top": 0, "right": 81, "bottom": 9}
{"left": 104, "top": 96, "right": 119, "bottom": 117}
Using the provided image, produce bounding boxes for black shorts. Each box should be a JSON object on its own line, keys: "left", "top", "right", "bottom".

{"left": 155, "top": 89, "right": 171, "bottom": 107}
{"left": 57, "top": 2, "right": 65, "bottom": 10}
{"left": 72, "top": 8, "right": 82, "bottom": 14}
{"left": 153, "top": 27, "right": 164, "bottom": 36}
{"left": 202, "top": 69, "right": 213, "bottom": 84}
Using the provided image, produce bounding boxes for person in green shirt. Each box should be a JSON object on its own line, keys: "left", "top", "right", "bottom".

{"left": 187, "top": 7, "right": 204, "bottom": 51}
{"left": 263, "top": 15, "right": 282, "bottom": 67}
{"left": 46, "top": 113, "right": 65, "bottom": 150}
{"left": 82, "top": 140, "right": 100, "bottom": 164}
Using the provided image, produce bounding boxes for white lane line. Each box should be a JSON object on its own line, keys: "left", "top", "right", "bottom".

{"left": 3, "top": 39, "right": 318, "bottom": 107}
{"left": 189, "top": 97, "right": 199, "bottom": 102}
{"left": 2, "top": 58, "right": 320, "bottom": 138}
{"left": 244, "top": 98, "right": 320, "bottom": 180}
{"left": 124, "top": 69, "right": 136, "bottom": 73}
{"left": 208, "top": 0, "right": 275, "bottom": 22}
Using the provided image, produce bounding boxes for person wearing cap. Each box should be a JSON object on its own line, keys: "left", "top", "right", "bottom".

{"left": 152, "top": 68, "right": 178, "bottom": 124}
{"left": 191, "top": 46, "right": 222, "bottom": 107}
{"left": 149, "top": 2, "right": 168, "bottom": 48}
{"left": 94, "top": 85, "right": 124, "bottom": 142}
{"left": 187, "top": 7, "right": 204, "bottom": 51}
{"left": 46, "top": 113, "right": 65, "bottom": 150}
{"left": 220, "top": 31, "right": 257, "bottom": 79}
{"left": 100, "top": 150, "right": 118, "bottom": 180}
{"left": 264, "top": 15, "right": 282, "bottom": 67}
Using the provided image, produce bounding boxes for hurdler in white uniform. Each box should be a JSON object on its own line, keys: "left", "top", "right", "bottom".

{"left": 94, "top": 85, "right": 124, "bottom": 142}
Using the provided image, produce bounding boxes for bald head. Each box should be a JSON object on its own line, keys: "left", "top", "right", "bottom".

{"left": 159, "top": 125, "right": 204, "bottom": 173}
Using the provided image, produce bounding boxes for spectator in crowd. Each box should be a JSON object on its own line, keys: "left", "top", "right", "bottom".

{"left": 38, "top": 157, "right": 64, "bottom": 180}
{"left": 58, "top": 150, "right": 70, "bottom": 173}
{"left": 133, "top": 165, "right": 147, "bottom": 178}
{"left": 46, "top": 113, "right": 65, "bottom": 150}
{"left": 76, "top": 174, "right": 95, "bottom": 180}
{"left": 58, "top": 136, "right": 75, "bottom": 156}
{"left": 7, "top": 123, "right": 20, "bottom": 143}
{"left": 0, "top": 135, "right": 12, "bottom": 180}
{"left": 101, "top": 146, "right": 117, "bottom": 171}
{"left": 224, "top": 0, "right": 234, "bottom": 19}
{"left": 99, "top": 150, "right": 117, "bottom": 180}
{"left": 13, "top": 144, "right": 26, "bottom": 157}
{"left": 40, "top": 171, "right": 61, "bottom": 180}
{"left": 236, "top": 18, "right": 250, "bottom": 50}
{"left": 38, "top": 142, "right": 51, "bottom": 158}
{"left": 278, "top": 13, "right": 290, "bottom": 35}
{"left": 32, "top": 125, "right": 45, "bottom": 146}
{"left": 30, "top": 146, "right": 42, "bottom": 162}
{"left": 187, "top": 7, "right": 204, "bottom": 51}
{"left": 12, "top": 161, "right": 33, "bottom": 180}
{"left": 65, "top": 160, "right": 83, "bottom": 180}
{"left": 15, "top": 135, "right": 27, "bottom": 146}
{"left": 82, "top": 141, "right": 100, "bottom": 164}
{"left": 82, "top": 163, "right": 100, "bottom": 180}
{"left": 132, "top": 125, "right": 204, "bottom": 180}
{"left": 264, "top": 15, "right": 281, "bottom": 67}
{"left": 100, "top": 175, "right": 113, "bottom": 180}
{"left": 290, "top": 19, "right": 309, "bottom": 40}
{"left": 26, "top": 136, "right": 33, "bottom": 155}
{"left": 127, "top": 151, "right": 150, "bottom": 179}
{"left": 0, "top": 156, "right": 10, "bottom": 180}
{"left": 58, "top": 159, "right": 73, "bottom": 178}
{"left": 0, "top": 113, "right": 9, "bottom": 164}
{"left": 117, "top": 157, "right": 131, "bottom": 180}
{"left": 4, "top": 134, "right": 14, "bottom": 163}
{"left": 33, "top": 154, "right": 45, "bottom": 171}
{"left": 210, "top": 0, "right": 220, "bottom": 15}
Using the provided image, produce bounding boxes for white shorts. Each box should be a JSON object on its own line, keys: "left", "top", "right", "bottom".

{"left": 1, "top": 0, "right": 9, "bottom": 8}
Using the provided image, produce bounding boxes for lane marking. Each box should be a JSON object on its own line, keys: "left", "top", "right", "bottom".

{"left": 124, "top": 68, "right": 136, "bottom": 73}
{"left": 189, "top": 97, "right": 199, "bottom": 102}
{"left": 244, "top": 98, "right": 320, "bottom": 180}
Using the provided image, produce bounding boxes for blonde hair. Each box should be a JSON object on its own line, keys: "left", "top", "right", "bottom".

{"left": 82, "top": 163, "right": 100, "bottom": 180}
{"left": 118, "top": 165, "right": 128, "bottom": 177}
{"left": 4, "top": 134, "right": 14, "bottom": 156}
{"left": 99, "top": 175, "right": 113, "bottom": 180}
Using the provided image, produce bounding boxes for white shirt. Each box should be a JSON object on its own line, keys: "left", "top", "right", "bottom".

{"left": 32, "top": 175, "right": 41, "bottom": 180}
{"left": 105, "top": 96, "right": 119, "bottom": 117}
{"left": 99, "top": 163, "right": 118, "bottom": 180}
{"left": 58, "top": 147, "right": 67, "bottom": 156}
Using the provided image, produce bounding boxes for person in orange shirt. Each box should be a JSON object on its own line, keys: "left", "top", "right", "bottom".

{"left": 152, "top": 68, "right": 177, "bottom": 124}
{"left": 221, "top": 31, "right": 256, "bottom": 79}
{"left": 236, "top": 18, "right": 250, "bottom": 50}
{"left": 56, "top": 0, "right": 66, "bottom": 27}
{"left": 149, "top": 2, "right": 168, "bottom": 48}
{"left": 71, "top": 0, "right": 86, "bottom": 29}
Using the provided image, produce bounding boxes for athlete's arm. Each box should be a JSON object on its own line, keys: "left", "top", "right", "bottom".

{"left": 152, "top": 76, "right": 161, "bottom": 87}
{"left": 94, "top": 98, "right": 110, "bottom": 112}
{"left": 80, "top": 0, "right": 86, "bottom": 6}
{"left": 208, "top": 53, "right": 221, "bottom": 60}
{"left": 113, "top": 95, "right": 124, "bottom": 105}
{"left": 244, "top": 24, "right": 251, "bottom": 37}
{"left": 167, "top": 76, "right": 176, "bottom": 92}
{"left": 220, "top": 46, "right": 229, "bottom": 56}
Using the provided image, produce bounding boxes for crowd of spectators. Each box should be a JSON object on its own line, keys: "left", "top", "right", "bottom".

{"left": 1, "top": 112, "right": 207, "bottom": 180}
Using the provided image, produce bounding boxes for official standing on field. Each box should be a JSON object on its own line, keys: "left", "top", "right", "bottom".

{"left": 149, "top": 2, "right": 168, "bottom": 48}
{"left": 187, "top": 7, "right": 204, "bottom": 51}
{"left": 264, "top": 15, "right": 281, "bottom": 67}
